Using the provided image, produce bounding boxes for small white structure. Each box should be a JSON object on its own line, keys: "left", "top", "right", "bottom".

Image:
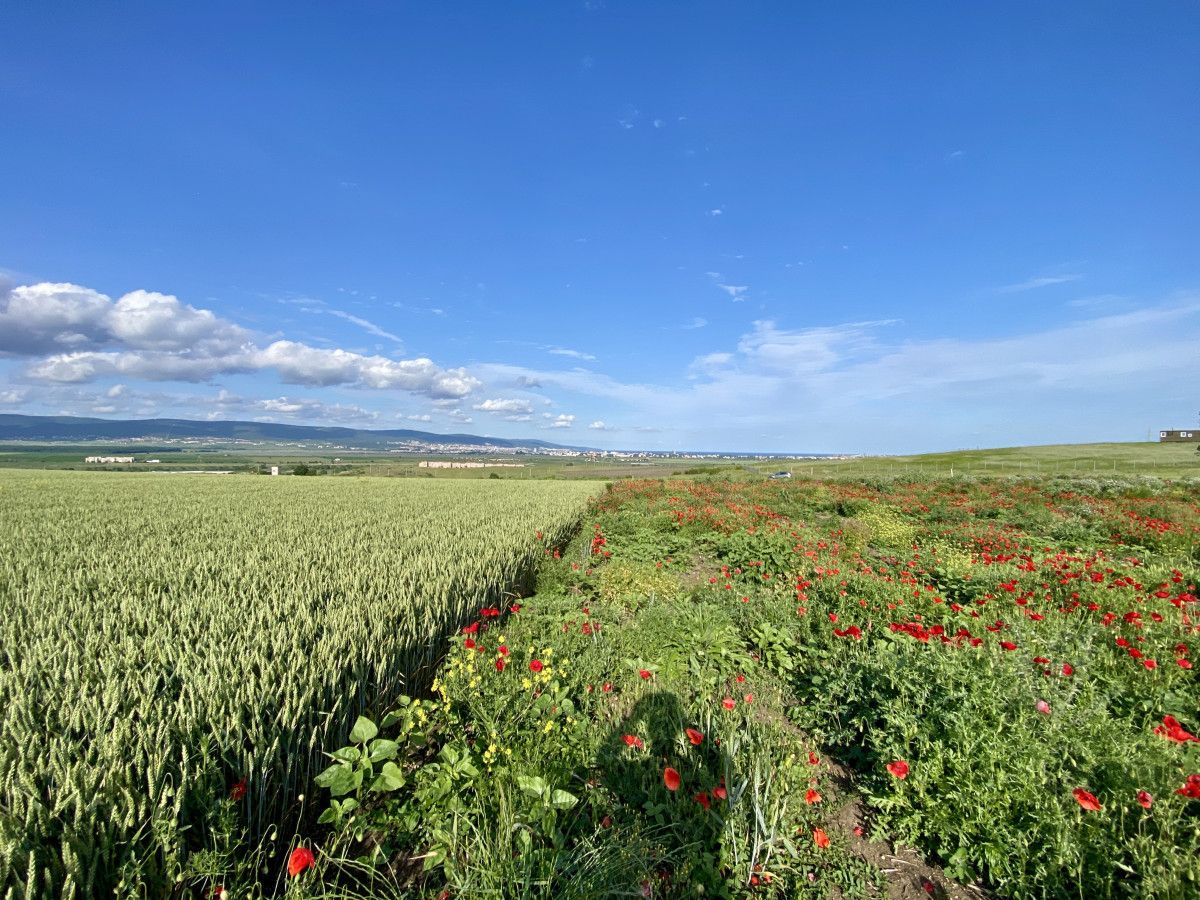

{"left": 85, "top": 456, "right": 135, "bottom": 464}
{"left": 418, "top": 460, "right": 526, "bottom": 469}
{"left": 270, "top": 466, "right": 280, "bottom": 476}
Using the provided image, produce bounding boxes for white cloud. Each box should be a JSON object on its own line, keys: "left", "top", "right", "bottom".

{"left": 588, "top": 420, "right": 611, "bottom": 430}
{"left": 0, "top": 283, "right": 116, "bottom": 355}
{"left": 997, "top": 274, "right": 1082, "bottom": 293}
{"left": 549, "top": 414, "right": 575, "bottom": 428}
{"left": 106, "top": 384, "right": 126, "bottom": 397}
{"left": 404, "top": 413, "right": 432, "bottom": 422}
{"left": 0, "top": 388, "right": 27, "bottom": 404}
{"left": 684, "top": 317, "right": 708, "bottom": 329}
{"left": 708, "top": 208, "right": 724, "bottom": 217}
{"left": 7, "top": 282, "right": 479, "bottom": 400}
{"left": 717, "top": 284, "right": 748, "bottom": 300}
{"left": 474, "top": 398, "right": 534, "bottom": 415}
{"left": 107, "top": 290, "right": 251, "bottom": 353}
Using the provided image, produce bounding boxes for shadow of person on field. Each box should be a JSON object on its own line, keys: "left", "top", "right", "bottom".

{"left": 592, "top": 690, "right": 732, "bottom": 898}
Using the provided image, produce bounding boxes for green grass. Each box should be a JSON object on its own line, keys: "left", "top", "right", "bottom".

{"left": 749, "top": 442, "right": 1200, "bottom": 480}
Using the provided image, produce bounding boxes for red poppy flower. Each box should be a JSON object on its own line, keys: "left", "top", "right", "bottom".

{"left": 686, "top": 728, "right": 704, "bottom": 746}
{"left": 1036, "top": 700, "right": 1051, "bottom": 715}
{"left": 805, "top": 788, "right": 821, "bottom": 805}
{"left": 602, "top": 682, "right": 612, "bottom": 692}
{"left": 229, "top": 779, "right": 247, "bottom": 801}
{"left": 695, "top": 791, "right": 710, "bottom": 809}
{"left": 1143, "top": 659, "right": 1157, "bottom": 670}
{"left": 813, "top": 827, "right": 830, "bottom": 849}
{"left": 722, "top": 697, "right": 736, "bottom": 710}
{"left": 1136, "top": 790, "right": 1153, "bottom": 809}
{"left": 639, "top": 669, "right": 653, "bottom": 680}
{"left": 1180, "top": 659, "right": 1193, "bottom": 670}
{"left": 495, "top": 658, "right": 505, "bottom": 672}
{"left": 886, "top": 760, "right": 909, "bottom": 780}
{"left": 663, "top": 767, "right": 681, "bottom": 791}
{"left": 999, "top": 641, "right": 1018, "bottom": 651}
{"left": 1176, "top": 774, "right": 1200, "bottom": 798}
{"left": 622, "top": 734, "right": 644, "bottom": 749}
{"left": 852, "top": 825, "right": 864, "bottom": 837}
{"left": 1073, "top": 788, "right": 1102, "bottom": 811}
{"left": 1061, "top": 663, "right": 1074, "bottom": 676}
{"left": 736, "top": 674, "right": 746, "bottom": 683}
{"left": 498, "top": 645, "right": 508, "bottom": 656}
{"left": 808, "top": 751, "right": 820, "bottom": 766}
{"left": 744, "top": 693, "right": 754, "bottom": 705}
{"left": 287, "top": 847, "right": 316, "bottom": 877}
{"left": 713, "top": 785, "right": 727, "bottom": 800}
{"left": 1154, "top": 715, "right": 1199, "bottom": 743}
{"left": 529, "top": 659, "right": 544, "bottom": 673}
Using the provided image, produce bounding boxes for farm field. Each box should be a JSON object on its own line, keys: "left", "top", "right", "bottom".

{"left": 284, "top": 473, "right": 1199, "bottom": 899}
{"left": 0, "top": 470, "right": 598, "bottom": 898}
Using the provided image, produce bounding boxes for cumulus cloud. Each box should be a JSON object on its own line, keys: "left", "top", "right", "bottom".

{"left": 5, "top": 282, "right": 479, "bottom": 400}
{"left": 717, "top": 284, "right": 748, "bottom": 300}
{"left": 588, "top": 420, "right": 611, "bottom": 430}
{"left": 0, "top": 283, "right": 115, "bottom": 355}
{"left": 473, "top": 398, "right": 534, "bottom": 415}
{"left": 548, "top": 414, "right": 575, "bottom": 428}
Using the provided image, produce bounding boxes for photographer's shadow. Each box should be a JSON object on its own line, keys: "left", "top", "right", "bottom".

{"left": 594, "top": 691, "right": 731, "bottom": 896}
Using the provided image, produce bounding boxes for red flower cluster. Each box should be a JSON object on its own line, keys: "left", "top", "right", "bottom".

{"left": 1176, "top": 774, "right": 1200, "bottom": 798}
{"left": 1154, "top": 715, "right": 1199, "bottom": 743}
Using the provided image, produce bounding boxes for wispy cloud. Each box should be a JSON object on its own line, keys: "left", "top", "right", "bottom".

{"left": 547, "top": 346, "right": 597, "bottom": 361}
{"left": 997, "top": 274, "right": 1082, "bottom": 293}
{"left": 683, "top": 317, "right": 708, "bottom": 329}
{"left": 326, "top": 309, "right": 404, "bottom": 345}
{"left": 718, "top": 284, "right": 747, "bottom": 300}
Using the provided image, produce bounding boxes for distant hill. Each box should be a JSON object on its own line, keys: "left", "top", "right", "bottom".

{"left": 0, "top": 414, "right": 591, "bottom": 451}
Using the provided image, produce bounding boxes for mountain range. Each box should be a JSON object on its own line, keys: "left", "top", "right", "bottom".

{"left": 0, "top": 414, "right": 590, "bottom": 451}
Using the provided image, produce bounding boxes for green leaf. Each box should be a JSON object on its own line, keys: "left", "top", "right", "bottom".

{"left": 331, "top": 746, "right": 361, "bottom": 763}
{"left": 370, "top": 762, "right": 406, "bottom": 792}
{"left": 317, "top": 808, "right": 337, "bottom": 825}
{"left": 368, "top": 739, "right": 400, "bottom": 762}
{"left": 549, "top": 789, "right": 578, "bottom": 810}
{"left": 316, "top": 764, "right": 362, "bottom": 797}
{"left": 518, "top": 775, "right": 548, "bottom": 798}
{"left": 349, "top": 716, "right": 378, "bottom": 743}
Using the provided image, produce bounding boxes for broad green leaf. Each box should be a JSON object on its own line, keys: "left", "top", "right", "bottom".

{"left": 368, "top": 739, "right": 400, "bottom": 762}
{"left": 549, "top": 789, "right": 578, "bottom": 810}
{"left": 349, "top": 716, "right": 378, "bottom": 743}
{"left": 517, "top": 775, "right": 548, "bottom": 798}
{"left": 369, "top": 762, "right": 405, "bottom": 792}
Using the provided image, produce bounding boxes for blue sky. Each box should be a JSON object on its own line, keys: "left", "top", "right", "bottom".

{"left": 1, "top": 2, "right": 1198, "bottom": 453}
